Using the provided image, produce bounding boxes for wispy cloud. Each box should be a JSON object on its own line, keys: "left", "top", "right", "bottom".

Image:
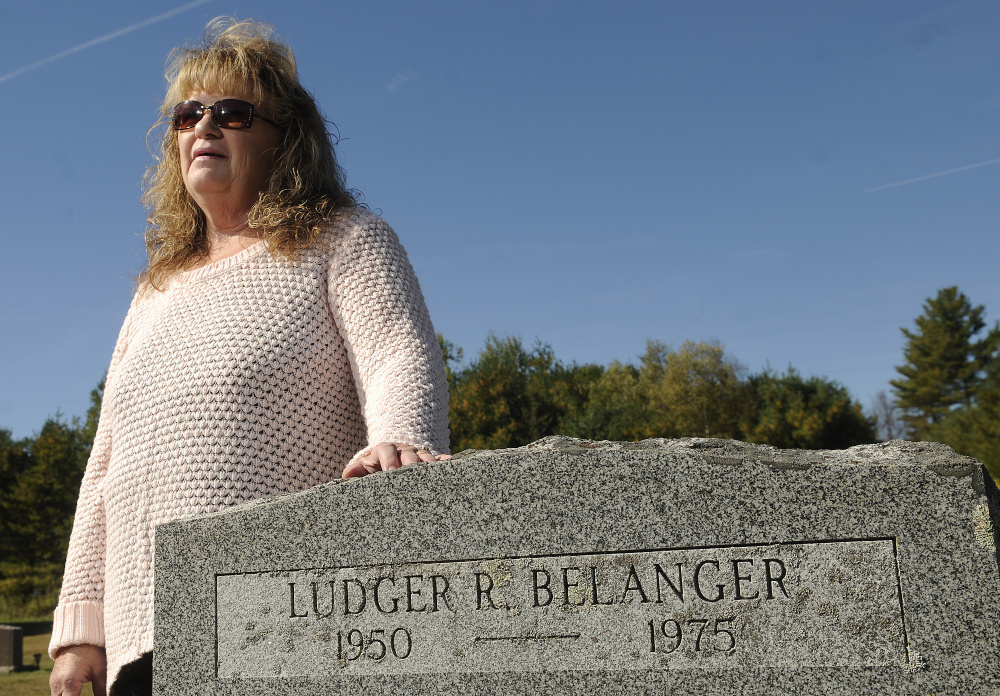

{"left": 387, "top": 70, "right": 416, "bottom": 94}
{"left": 0, "top": 0, "right": 215, "bottom": 85}
{"left": 865, "top": 157, "right": 1000, "bottom": 193}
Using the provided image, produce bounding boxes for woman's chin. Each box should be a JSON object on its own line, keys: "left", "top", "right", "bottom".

{"left": 185, "top": 176, "right": 232, "bottom": 201}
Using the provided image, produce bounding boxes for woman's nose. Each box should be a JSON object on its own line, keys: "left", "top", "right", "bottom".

{"left": 193, "top": 110, "right": 221, "bottom": 137}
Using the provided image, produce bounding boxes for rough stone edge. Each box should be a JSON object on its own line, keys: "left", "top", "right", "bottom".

{"left": 450, "top": 435, "right": 980, "bottom": 470}
{"left": 159, "top": 436, "right": 986, "bottom": 530}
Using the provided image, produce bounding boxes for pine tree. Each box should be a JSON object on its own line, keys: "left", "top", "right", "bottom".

{"left": 929, "top": 359, "right": 1000, "bottom": 480}
{"left": 890, "top": 287, "right": 1000, "bottom": 440}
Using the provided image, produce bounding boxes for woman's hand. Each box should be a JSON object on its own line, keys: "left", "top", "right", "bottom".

{"left": 342, "top": 442, "right": 451, "bottom": 479}
{"left": 50, "top": 644, "right": 107, "bottom": 696}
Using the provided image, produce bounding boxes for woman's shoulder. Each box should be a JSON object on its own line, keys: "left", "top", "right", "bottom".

{"left": 314, "top": 207, "right": 400, "bottom": 256}
{"left": 327, "top": 206, "right": 391, "bottom": 236}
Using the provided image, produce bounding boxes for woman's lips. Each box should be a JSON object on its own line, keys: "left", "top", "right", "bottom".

{"left": 193, "top": 148, "right": 225, "bottom": 159}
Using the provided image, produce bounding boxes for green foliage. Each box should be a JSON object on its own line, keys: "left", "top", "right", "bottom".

{"left": 0, "top": 418, "right": 89, "bottom": 613}
{"left": 927, "top": 359, "right": 1000, "bottom": 480}
{"left": 0, "top": 378, "right": 104, "bottom": 618}
{"left": 891, "top": 287, "right": 1000, "bottom": 440}
{"left": 637, "top": 341, "right": 747, "bottom": 439}
{"left": 437, "top": 334, "right": 463, "bottom": 392}
{"left": 78, "top": 380, "right": 104, "bottom": 457}
{"left": 886, "top": 286, "right": 1000, "bottom": 479}
{"left": 445, "top": 335, "right": 876, "bottom": 452}
{"left": 561, "top": 362, "right": 643, "bottom": 441}
{"left": 0, "top": 566, "right": 62, "bottom": 617}
{"left": 741, "top": 368, "right": 877, "bottom": 449}
{"left": 447, "top": 334, "right": 598, "bottom": 451}
{"left": 0, "top": 429, "right": 31, "bottom": 507}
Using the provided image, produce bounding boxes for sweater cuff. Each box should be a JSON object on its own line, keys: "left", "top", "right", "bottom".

{"left": 49, "top": 601, "right": 105, "bottom": 657}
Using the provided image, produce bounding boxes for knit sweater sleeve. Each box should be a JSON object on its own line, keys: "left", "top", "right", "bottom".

{"left": 327, "top": 213, "right": 450, "bottom": 465}
{"left": 49, "top": 296, "right": 137, "bottom": 656}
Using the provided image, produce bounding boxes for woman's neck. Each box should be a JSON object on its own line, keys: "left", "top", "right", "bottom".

{"left": 203, "top": 216, "right": 261, "bottom": 265}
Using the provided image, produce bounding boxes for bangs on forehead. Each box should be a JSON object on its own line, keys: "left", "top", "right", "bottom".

{"left": 168, "top": 57, "right": 270, "bottom": 108}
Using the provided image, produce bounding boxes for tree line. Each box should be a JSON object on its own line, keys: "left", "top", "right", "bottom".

{"left": 444, "top": 336, "right": 875, "bottom": 452}
{"left": 0, "top": 385, "right": 101, "bottom": 619}
{"left": 1, "top": 285, "right": 996, "bottom": 617}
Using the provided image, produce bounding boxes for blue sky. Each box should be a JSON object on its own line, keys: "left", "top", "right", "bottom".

{"left": 1, "top": 1, "right": 998, "bottom": 439}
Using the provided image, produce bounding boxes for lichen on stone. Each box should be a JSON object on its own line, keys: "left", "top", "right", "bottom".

{"left": 973, "top": 503, "right": 997, "bottom": 551}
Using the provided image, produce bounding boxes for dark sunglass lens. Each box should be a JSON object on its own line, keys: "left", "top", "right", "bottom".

{"left": 214, "top": 99, "right": 254, "bottom": 129}
{"left": 173, "top": 102, "right": 203, "bottom": 130}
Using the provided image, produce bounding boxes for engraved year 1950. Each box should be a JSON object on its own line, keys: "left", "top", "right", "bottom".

{"left": 337, "top": 627, "right": 412, "bottom": 662}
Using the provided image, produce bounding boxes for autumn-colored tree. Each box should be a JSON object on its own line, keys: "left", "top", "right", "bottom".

{"left": 638, "top": 341, "right": 747, "bottom": 439}
{"left": 445, "top": 335, "right": 875, "bottom": 450}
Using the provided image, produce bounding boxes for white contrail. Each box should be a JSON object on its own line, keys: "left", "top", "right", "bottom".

{"left": 864, "top": 157, "right": 1000, "bottom": 193}
{"left": 0, "top": 0, "right": 215, "bottom": 85}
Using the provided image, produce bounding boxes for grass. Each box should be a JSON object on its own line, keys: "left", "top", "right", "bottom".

{"left": 1, "top": 633, "right": 94, "bottom": 696}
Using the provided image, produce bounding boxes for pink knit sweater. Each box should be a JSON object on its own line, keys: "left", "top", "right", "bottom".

{"left": 49, "top": 209, "right": 450, "bottom": 685}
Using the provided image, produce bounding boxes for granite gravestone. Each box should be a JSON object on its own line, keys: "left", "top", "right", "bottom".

{"left": 154, "top": 438, "right": 1000, "bottom": 695}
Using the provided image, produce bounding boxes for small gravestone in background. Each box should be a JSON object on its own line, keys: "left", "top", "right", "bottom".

{"left": 154, "top": 438, "right": 1000, "bottom": 695}
{"left": 0, "top": 625, "right": 23, "bottom": 674}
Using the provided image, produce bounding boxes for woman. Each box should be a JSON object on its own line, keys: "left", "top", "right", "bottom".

{"left": 49, "top": 18, "right": 450, "bottom": 696}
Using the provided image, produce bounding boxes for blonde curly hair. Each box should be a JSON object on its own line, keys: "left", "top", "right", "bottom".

{"left": 141, "top": 18, "right": 357, "bottom": 289}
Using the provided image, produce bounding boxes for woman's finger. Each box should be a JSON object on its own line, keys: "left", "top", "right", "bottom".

{"left": 375, "top": 442, "right": 404, "bottom": 471}
{"left": 341, "top": 461, "right": 366, "bottom": 478}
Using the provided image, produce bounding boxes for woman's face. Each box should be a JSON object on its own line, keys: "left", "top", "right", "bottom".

{"left": 177, "top": 90, "right": 282, "bottom": 219}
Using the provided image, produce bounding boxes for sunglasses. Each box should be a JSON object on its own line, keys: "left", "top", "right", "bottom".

{"left": 172, "top": 99, "right": 278, "bottom": 131}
